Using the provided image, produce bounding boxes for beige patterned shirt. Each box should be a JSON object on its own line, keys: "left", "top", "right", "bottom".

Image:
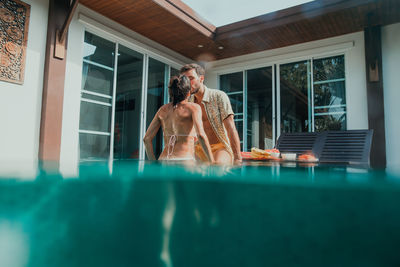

{"left": 189, "top": 86, "right": 234, "bottom": 156}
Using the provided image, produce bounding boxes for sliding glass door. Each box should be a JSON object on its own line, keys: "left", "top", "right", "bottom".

{"left": 220, "top": 72, "right": 244, "bottom": 150}
{"left": 279, "top": 60, "right": 311, "bottom": 134}
{"left": 220, "top": 67, "right": 274, "bottom": 151}
{"left": 278, "top": 55, "right": 346, "bottom": 135}
{"left": 145, "top": 58, "right": 168, "bottom": 160}
{"left": 247, "top": 67, "right": 274, "bottom": 150}
{"left": 313, "top": 55, "right": 346, "bottom": 131}
{"left": 79, "top": 31, "right": 179, "bottom": 162}
{"left": 113, "top": 45, "right": 144, "bottom": 159}
{"left": 219, "top": 54, "right": 346, "bottom": 151}
{"left": 79, "top": 32, "right": 115, "bottom": 160}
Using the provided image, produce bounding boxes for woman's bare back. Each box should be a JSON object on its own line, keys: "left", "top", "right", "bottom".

{"left": 158, "top": 102, "right": 198, "bottom": 160}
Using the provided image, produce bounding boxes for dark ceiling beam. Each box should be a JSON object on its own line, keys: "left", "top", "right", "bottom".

{"left": 55, "top": 0, "right": 79, "bottom": 59}
{"left": 59, "top": 0, "right": 79, "bottom": 43}
{"left": 153, "top": 0, "right": 216, "bottom": 38}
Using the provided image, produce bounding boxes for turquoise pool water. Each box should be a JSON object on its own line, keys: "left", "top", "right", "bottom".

{"left": 1, "top": 161, "right": 400, "bottom": 267}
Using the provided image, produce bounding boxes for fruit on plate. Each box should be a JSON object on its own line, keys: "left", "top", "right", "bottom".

{"left": 298, "top": 153, "right": 318, "bottom": 162}
{"left": 251, "top": 147, "right": 280, "bottom": 159}
{"left": 240, "top": 152, "right": 253, "bottom": 159}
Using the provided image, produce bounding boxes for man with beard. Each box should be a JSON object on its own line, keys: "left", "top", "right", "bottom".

{"left": 180, "top": 63, "right": 242, "bottom": 165}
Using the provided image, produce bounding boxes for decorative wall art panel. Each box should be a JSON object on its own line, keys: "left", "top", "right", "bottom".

{"left": 0, "top": 0, "right": 30, "bottom": 84}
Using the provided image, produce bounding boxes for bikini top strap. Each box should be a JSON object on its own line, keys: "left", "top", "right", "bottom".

{"left": 163, "top": 133, "right": 197, "bottom": 137}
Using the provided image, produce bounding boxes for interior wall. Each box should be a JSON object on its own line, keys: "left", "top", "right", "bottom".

{"left": 0, "top": 0, "right": 49, "bottom": 177}
{"left": 382, "top": 22, "right": 400, "bottom": 173}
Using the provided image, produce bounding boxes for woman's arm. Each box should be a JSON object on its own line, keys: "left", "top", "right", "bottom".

{"left": 143, "top": 110, "right": 161, "bottom": 160}
{"left": 191, "top": 104, "right": 215, "bottom": 163}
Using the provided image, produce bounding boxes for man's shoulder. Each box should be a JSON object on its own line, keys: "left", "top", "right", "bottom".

{"left": 207, "top": 88, "right": 228, "bottom": 98}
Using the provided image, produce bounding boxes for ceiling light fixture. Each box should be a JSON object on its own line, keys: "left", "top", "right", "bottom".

{"left": 218, "top": 46, "right": 224, "bottom": 50}
{"left": 197, "top": 44, "right": 204, "bottom": 48}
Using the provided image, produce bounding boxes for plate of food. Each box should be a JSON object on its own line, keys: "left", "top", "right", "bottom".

{"left": 241, "top": 148, "right": 280, "bottom": 160}
{"left": 281, "top": 153, "right": 297, "bottom": 161}
{"left": 297, "top": 153, "right": 319, "bottom": 162}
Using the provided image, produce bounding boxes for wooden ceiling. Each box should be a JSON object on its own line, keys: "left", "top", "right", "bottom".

{"left": 79, "top": 0, "right": 400, "bottom": 61}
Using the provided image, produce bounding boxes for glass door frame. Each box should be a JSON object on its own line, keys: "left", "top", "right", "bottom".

{"left": 80, "top": 28, "right": 183, "bottom": 162}
{"left": 276, "top": 52, "right": 347, "bottom": 137}
{"left": 108, "top": 43, "right": 119, "bottom": 162}
{"left": 217, "top": 51, "right": 347, "bottom": 149}
{"left": 78, "top": 33, "right": 122, "bottom": 163}
{"left": 276, "top": 58, "right": 312, "bottom": 137}
{"left": 217, "top": 63, "right": 276, "bottom": 152}
{"left": 138, "top": 54, "right": 149, "bottom": 161}
{"left": 139, "top": 59, "right": 172, "bottom": 160}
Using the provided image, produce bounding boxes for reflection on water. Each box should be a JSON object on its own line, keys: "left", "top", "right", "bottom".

{"left": 160, "top": 183, "right": 175, "bottom": 267}
{"left": 1, "top": 159, "right": 400, "bottom": 186}
{"left": 0, "top": 221, "right": 29, "bottom": 267}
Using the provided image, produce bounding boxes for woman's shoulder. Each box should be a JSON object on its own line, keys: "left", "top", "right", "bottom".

{"left": 184, "top": 102, "right": 201, "bottom": 111}
{"left": 159, "top": 103, "right": 173, "bottom": 112}
{"left": 157, "top": 103, "right": 173, "bottom": 117}
{"left": 184, "top": 101, "right": 200, "bottom": 108}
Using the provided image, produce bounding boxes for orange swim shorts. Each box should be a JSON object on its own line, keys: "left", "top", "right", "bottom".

{"left": 194, "top": 143, "right": 227, "bottom": 162}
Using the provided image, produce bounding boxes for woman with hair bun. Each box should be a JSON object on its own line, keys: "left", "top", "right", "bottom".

{"left": 143, "top": 75, "right": 214, "bottom": 163}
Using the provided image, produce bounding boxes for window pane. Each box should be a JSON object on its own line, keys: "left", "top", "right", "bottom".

{"left": 315, "top": 114, "right": 346, "bottom": 131}
{"left": 114, "top": 45, "right": 144, "bottom": 159}
{"left": 220, "top": 72, "right": 243, "bottom": 150}
{"left": 247, "top": 67, "right": 273, "bottom": 150}
{"left": 236, "top": 121, "right": 243, "bottom": 151}
{"left": 79, "top": 32, "right": 116, "bottom": 161}
{"left": 220, "top": 72, "right": 243, "bottom": 113}
{"left": 314, "top": 81, "right": 346, "bottom": 108}
{"left": 79, "top": 101, "right": 111, "bottom": 132}
{"left": 313, "top": 55, "right": 346, "bottom": 132}
{"left": 220, "top": 72, "right": 243, "bottom": 93}
{"left": 83, "top": 32, "right": 115, "bottom": 68}
{"left": 280, "top": 60, "right": 310, "bottom": 133}
{"left": 146, "top": 58, "right": 167, "bottom": 159}
{"left": 313, "top": 55, "right": 345, "bottom": 82}
{"left": 228, "top": 94, "right": 243, "bottom": 114}
{"left": 79, "top": 133, "right": 110, "bottom": 160}
{"left": 314, "top": 82, "right": 346, "bottom": 131}
{"left": 82, "top": 63, "right": 114, "bottom": 96}
{"left": 81, "top": 92, "right": 112, "bottom": 104}
{"left": 170, "top": 67, "right": 179, "bottom": 77}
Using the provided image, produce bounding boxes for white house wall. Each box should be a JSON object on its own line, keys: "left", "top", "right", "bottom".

{"left": 59, "top": 5, "right": 191, "bottom": 176}
{"left": 59, "top": 9, "right": 84, "bottom": 177}
{"left": 382, "top": 22, "right": 400, "bottom": 173}
{"left": 204, "top": 31, "right": 369, "bottom": 132}
{"left": 0, "top": 0, "right": 48, "bottom": 178}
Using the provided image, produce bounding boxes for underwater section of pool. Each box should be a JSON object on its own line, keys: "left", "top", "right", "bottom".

{"left": 1, "top": 161, "right": 400, "bottom": 267}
